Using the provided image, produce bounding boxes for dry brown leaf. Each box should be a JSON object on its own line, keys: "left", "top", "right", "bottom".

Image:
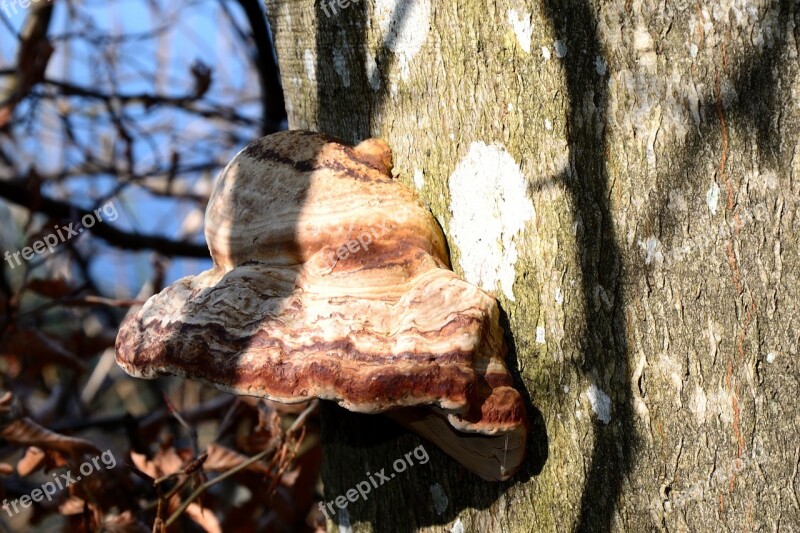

{"left": 236, "top": 401, "right": 281, "bottom": 454}
{"left": 204, "top": 443, "right": 271, "bottom": 476}
{"left": 58, "top": 496, "right": 87, "bottom": 516}
{"left": 1, "top": 417, "right": 100, "bottom": 457}
{"left": 128, "top": 452, "right": 152, "bottom": 479}
{"left": 129, "top": 447, "right": 185, "bottom": 480}
{"left": 185, "top": 502, "right": 221, "bottom": 533}
{"left": 16, "top": 446, "right": 45, "bottom": 475}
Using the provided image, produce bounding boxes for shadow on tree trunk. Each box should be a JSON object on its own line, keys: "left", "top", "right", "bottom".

{"left": 311, "top": 2, "right": 548, "bottom": 532}
{"left": 539, "top": 1, "right": 635, "bottom": 530}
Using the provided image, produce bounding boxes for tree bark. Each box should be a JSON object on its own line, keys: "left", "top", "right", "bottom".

{"left": 265, "top": 0, "right": 800, "bottom": 530}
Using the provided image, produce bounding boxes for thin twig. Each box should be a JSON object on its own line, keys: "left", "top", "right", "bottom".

{"left": 163, "top": 445, "right": 271, "bottom": 526}
{"left": 287, "top": 400, "right": 318, "bottom": 434}
{"left": 163, "top": 400, "right": 317, "bottom": 527}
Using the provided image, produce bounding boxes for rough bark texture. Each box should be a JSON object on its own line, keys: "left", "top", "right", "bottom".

{"left": 265, "top": 0, "right": 800, "bottom": 530}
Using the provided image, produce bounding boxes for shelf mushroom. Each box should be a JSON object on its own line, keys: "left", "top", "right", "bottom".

{"left": 115, "top": 130, "right": 529, "bottom": 481}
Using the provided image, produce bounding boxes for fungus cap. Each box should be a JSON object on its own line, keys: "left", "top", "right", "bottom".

{"left": 115, "top": 130, "right": 529, "bottom": 481}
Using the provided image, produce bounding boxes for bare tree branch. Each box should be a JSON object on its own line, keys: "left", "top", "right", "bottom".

{"left": 234, "top": 0, "right": 286, "bottom": 132}
{"left": 0, "top": 179, "right": 210, "bottom": 258}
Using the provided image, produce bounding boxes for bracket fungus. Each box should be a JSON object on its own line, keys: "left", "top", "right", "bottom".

{"left": 115, "top": 130, "right": 529, "bottom": 481}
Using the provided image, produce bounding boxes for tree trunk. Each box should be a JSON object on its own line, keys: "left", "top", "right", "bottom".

{"left": 265, "top": 0, "right": 800, "bottom": 530}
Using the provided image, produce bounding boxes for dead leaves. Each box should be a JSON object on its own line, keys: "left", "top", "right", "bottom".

{"left": 17, "top": 446, "right": 48, "bottom": 475}
{"left": 130, "top": 446, "right": 187, "bottom": 481}
{"left": 124, "top": 400, "right": 320, "bottom": 533}
{"left": 0, "top": 391, "right": 99, "bottom": 469}
{"left": 2, "top": 416, "right": 100, "bottom": 458}
{"left": 0, "top": 391, "right": 322, "bottom": 532}
{"left": 204, "top": 443, "right": 270, "bottom": 476}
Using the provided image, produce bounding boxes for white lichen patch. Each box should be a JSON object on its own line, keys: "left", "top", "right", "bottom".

{"left": 553, "top": 40, "right": 567, "bottom": 58}
{"left": 303, "top": 49, "right": 316, "bottom": 83}
{"left": 633, "top": 25, "right": 654, "bottom": 52}
{"left": 536, "top": 326, "right": 546, "bottom": 344}
{"left": 668, "top": 189, "right": 687, "bottom": 213}
{"left": 757, "top": 168, "right": 778, "bottom": 191}
{"left": 637, "top": 235, "right": 663, "bottom": 265}
{"left": 689, "top": 384, "right": 708, "bottom": 424}
{"left": 448, "top": 142, "right": 535, "bottom": 301}
{"left": 430, "top": 484, "right": 448, "bottom": 514}
{"left": 375, "top": 0, "right": 431, "bottom": 80}
{"left": 706, "top": 182, "right": 720, "bottom": 215}
{"left": 506, "top": 9, "right": 532, "bottom": 53}
{"left": 413, "top": 168, "right": 424, "bottom": 189}
{"left": 594, "top": 56, "right": 607, "bottom": 76}
{"left": 338, "top": 508, "right": 353, "bottom": 533}
{"left": 332, "top": 48, "right": 350, "bottom": 87}
{"left": 766, "top": 352, "right": 776, "bottom": 363}
{"left": 541, "top": 45, "right": 551, "bottom": 60}
{"left": 450, "top": 518, "right": 464, "bottom": 533}
{"left": 706, "top": 387, "right": 734, "bottom": 424}
{"left": 586, "top": 384, "right": 611, "bottom": 424}
{"left": 364, "top": 49, "right": 381, "bottom": 91}
{"left": 554, "top": 287, "right": 564, "bottom": 305}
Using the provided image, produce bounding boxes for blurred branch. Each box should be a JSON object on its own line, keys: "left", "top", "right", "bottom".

{"left": 0, "top": 179, "right": 210, "bottom": 258}
{"left": 0, "top": 4, "right": 54, "bottom": 125}
{"left": 38, "top": 78, "right": 273, "bottom": 128}
{"left": 234, "top": 0, "right": 286, "bottom": 132}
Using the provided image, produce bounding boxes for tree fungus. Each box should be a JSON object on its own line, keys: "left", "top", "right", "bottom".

{"left": 116, "top": 130, "right": 528, "bottom": 481}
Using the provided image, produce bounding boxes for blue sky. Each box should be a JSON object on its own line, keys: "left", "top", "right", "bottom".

{"left": 1, "top": 0, "right": 269, "bottom": 296}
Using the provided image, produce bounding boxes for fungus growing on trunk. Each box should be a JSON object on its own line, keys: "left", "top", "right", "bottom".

{"left": 115, "top": 130, "right": 529, "bottom": 481}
